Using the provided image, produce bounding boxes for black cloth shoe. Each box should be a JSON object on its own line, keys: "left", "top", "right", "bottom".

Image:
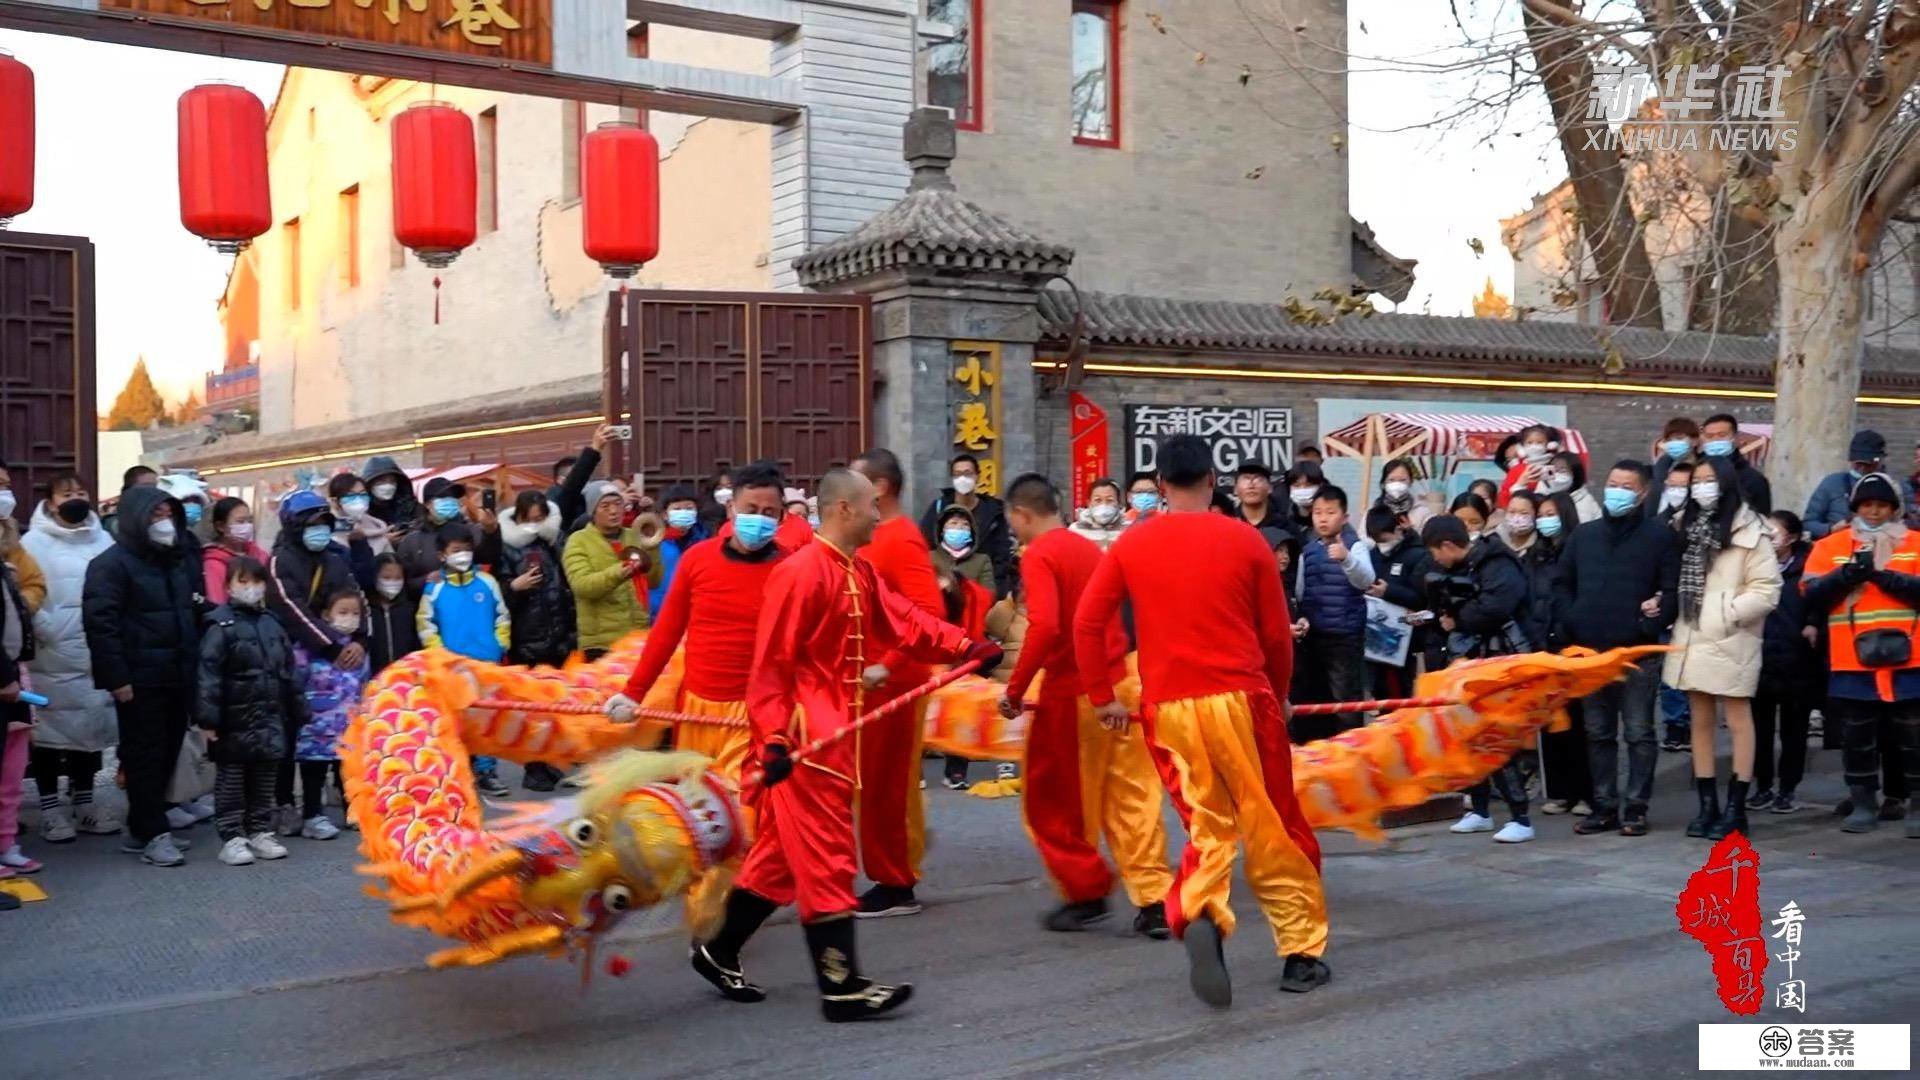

{"left": 1133, "top": 901, "right": 1171, "bottom": 940}
{"left": 1279, "top": 954, "right": 1331, "bottom": 994}
{"left": 1686, "top": 777, "right": 1719, "bottom": 838}
{"left": 1619, "top": 806, "right": 1649, "bottom": 836}
{"left": 1879, "top": 797, "right": 1908, "bottom": 821}
{"left": 1042, "top": 898, "right": 1111, "bottom": 932}
{"left": 1706, "top": 779, "right": 1750, "bottom": 841}
{"left": 691, "top": 943, "right": 766, "bottom": 1003}
{"left": 1574, "top": 810, "right": 1620, "bottom": 835}
{"left": 522, "top": 762, "right": 563, "bottom": 793}
{"left": 1660, "top": 734, "right": 1688, "bottom": 753}
{"left": 1769, "top": 790, "right": 1799, "bottom": 814}
{"left": 803, "top": 917, "right": 913, "bottom": 1023}
{"left": 1842, "top": 785, "right": 1881, "bottom": 833}
{"left": 854, "top": 884, "right": 922, "bottom": 919}
{"left": 1182, "top": 914, "right": 1232, "bottom": 1008}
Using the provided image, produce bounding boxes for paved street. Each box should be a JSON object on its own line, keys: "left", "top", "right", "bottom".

{"left": 4, "top": 752, "right": 1915, "bottom": 1079}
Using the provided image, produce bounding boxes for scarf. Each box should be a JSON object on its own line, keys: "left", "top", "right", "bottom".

{"left": 1854, "top": 519, "right": 1909, "bottom": 570}
{"left": 1678, "top": 512, "right": 1723, "bottom": 624}
{"left": 1381, "top": 491, "right": 1413, "bottom": 517}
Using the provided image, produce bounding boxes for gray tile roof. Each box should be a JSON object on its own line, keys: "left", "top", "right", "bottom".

{"left": 792, "top": 184, "right": 1076, "bottom": 287}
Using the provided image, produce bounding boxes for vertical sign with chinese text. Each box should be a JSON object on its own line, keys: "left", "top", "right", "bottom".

{"left": 1676, "top": 833, "right": 1767, "bottom": 1016}
{"left": 1068, "top": 391, "right": 1108, "bottom": 511}
{"left": 100, "top": 0, "right": 552, "bottom": 66}
{"left": 949, "top": 342, "right": 1002, "bottom": 495}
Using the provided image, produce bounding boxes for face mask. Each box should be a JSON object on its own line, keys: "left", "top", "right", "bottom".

{"left": 1375, "top": 535, "right": 1402, "bottom": 554}
{"left": 228, "top": 521, "right": 256, "bottom": 543}
{"left": 713, "top": 487, "right": 734, "bottom": 507}
{"left": 1537, "top": 515, "right": 1563, "bottom": 538}
{"left": 1703, "top": 439, "right": 1734, "bottom": 458}
{"left": 1507, "top": 514, "right": 1535, "bottom": 535}
{"left": 445, "top": 550, "right": 475, "bottom": 573}
{"left": 377, "top": 578, "right": 405, "bottom": 599}
{"left": 1691, "top": 482, "right": 1721, "bottom": 509}
{"left": 1850, "top": 468, "right": 1866, "bottom": 481}
{"left": 182, "top": 502, "right": 203, "bottom": 527}
{"left": 942, "top": 527, "right": 973, "bottom": 550}
{"left": 951, "top": 475, "right": 978, "bottom": 496}
{"left": 328, "top": 613, "right": 361, "bottom": 635}
{"left": 733, "top": 512, "right": 778, "bottom": 550}
{"left": 431, "top": 497, "right": 461, "bottom": 522}
{"left": 371, "top": 482, "right": 398, "bottom": 501}
{"left": 1853, "top": 516, "right": 1883, "bottom": 536}
{"left": 298, "top": 524, "right": 331, "bottom": 551}
{"left": 1603, "top": 487, "right": 1639, "bottom": 517}
{"left": 1659, "top": 487, "right": 1687, "bottom": 512}
{"left": 341, "top": 494, "right": 371, "bottom": 518}
{"left": 0, "top": 491, "right": 13, "bottom": 519}
{"left": 1383, "top": 480, "right": 1411, "bottom": 500}
{"left": 1090, "top": 503, "right": 1121, "bottom": 526}
{"left": 1540, "top": 471, "right": 1573, "bottom": 494}
{"left": 1288, "top": 487, "right": 1317, "bottom": 507}
{"left": 230, "top": 583, "right": 266, "bottom": 608}
{"left": 56, "top": 497, "right": 91, "bottom": 525}
{"left": 666, "top": 508, "right": 699, "bottom": 530}
{"left": 147, "top": 518, "right": 177, "bottom": 546}
{"left": 1522, "top": 443, "right": 1551, "bottom": 464}
{"left": 1129, "top": 492, "right": 1159, "bottom": 514}
{"left": 1662, "top": 439, "right": 1692, "bottom": 460}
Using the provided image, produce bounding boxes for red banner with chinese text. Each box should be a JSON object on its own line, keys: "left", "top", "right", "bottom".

{"left": 1676, "top": 833, "right": 1768, "bottom": 1016}
{"left": 1069, "top": 392, "right": 1108, "bottom": 511}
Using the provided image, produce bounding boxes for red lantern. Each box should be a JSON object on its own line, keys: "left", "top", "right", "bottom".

{"left": 0, "top": 50, "right": 35, "bottom": 227}
{"left": 177, "top": 83, "right": 272, "bottom": 253}
{"left": 582, "top": 121, "right": 660, "bottom": 278}
{"left": 390, "top": 101, "right": 476, "bottom": 270}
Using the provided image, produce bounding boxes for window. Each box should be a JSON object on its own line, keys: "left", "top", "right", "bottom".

{"left": 338, "top": 185, "right": 360, "bottom": 289}
{"left": 284, "top": 217, "right": 301, "bottom": 311}
{"left": 1071, "top": 0, "right": 1120, "bottom": 147}
{"left": 925, "top": 0, "right": 982, "bottom": 130}
{"left": 561, "top": 100, "right": 585, "bottom": 202}
{"left": 477, "top": 107, "right": 498, "bottom": 235}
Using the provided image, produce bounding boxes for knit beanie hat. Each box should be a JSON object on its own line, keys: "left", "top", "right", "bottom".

{"left": 1848, "top": 471, "right": 1902, "bottom": 511}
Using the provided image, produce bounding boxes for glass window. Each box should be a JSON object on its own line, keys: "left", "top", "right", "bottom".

{"left": 926, "top": 0, "right": 981, "bottom": 129}
{"left": 1071, "top": 1, "right": 1119, "bottom": 146}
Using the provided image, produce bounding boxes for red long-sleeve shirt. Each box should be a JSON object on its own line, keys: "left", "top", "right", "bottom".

{"left": 1072, "top": 511, "right": 1293, "bottom": 709}
{"left": 747, "top": 536, "right": 970, "bottom": 778}
{"left": 861, "top": 514, "right": 946, "bottom": 677}
{"left": 1006, "top": 526, "right": 1126, "bottom": 703}
{"left": 623, "top": 537, "right": 786, "bottom": 702}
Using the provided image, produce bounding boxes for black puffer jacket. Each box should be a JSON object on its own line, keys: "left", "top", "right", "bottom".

{"left": 497, "top": 504, "right": 576, "bottom": 665}
{"left": 1447, "top": 537, "right": 1532, "bottom": 658}
{"left": 368, "top": 592, "right": 423, "bottom": 673}
{"left": 82, "top": 486, "right": 204, "bottom": 691}
{"left": 267, "top": 522, "right": 366, "bottom": 661}
{"left": 1509, "top": 537, "right": 1565, "bottom": 652}
{"left": 1554, "top": 507, "right": 1680, "bottom": 649}
{"left": 194, "top": 603, "right": 309, "bottom": 763}
{"left": 1760, "top": 543, "right": 1818, "bottom": 691}
{"left": 363, "top": 455, "right": 424, "bottom": 535}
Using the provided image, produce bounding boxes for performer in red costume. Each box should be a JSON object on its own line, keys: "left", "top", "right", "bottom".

{"left": 689, "top": 467, "right": 1000, "bottom": 1022}
{"left": 1073, "top": 434, "right": 1331, "bottom": 1008}
{"left": 848, "top": 447, "right": 948, "bottom": 917}
{"left": 606, "top": 462, "right": 791, "bottom": 780}
{"left": 997, "top": 472, "right": 1173, "bottom": 938}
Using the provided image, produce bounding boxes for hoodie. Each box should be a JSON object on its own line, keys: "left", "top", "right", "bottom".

{"left": 267, "top": 505, "right": 366, "bottom": 661}
{"left": 80, "top": 485, "right": 204, "bottom": 691}
{"left": 362, "top": 455, "right": 423, "bottom": 534}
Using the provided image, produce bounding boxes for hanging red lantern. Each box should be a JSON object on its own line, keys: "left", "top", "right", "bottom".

{"left": 177, "top": 82, "right": 272, "bottom": 253}
{"left": 582, "top": 121, "right": 660, "bottom": 278}
{"left": 0, "top": 49, "right": 35, "bottom": 227}
{"left": 390, "top": 101, "right": 476, "bottom": 270}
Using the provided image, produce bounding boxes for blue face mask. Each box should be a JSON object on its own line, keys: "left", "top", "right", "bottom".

{"left": 183, "top": 502, "right": 203, "bottom": 527}
{"left": 1602, "top": 487, "right": 1639, "bottom": 517}
{"left": 301, "top": 524, "right": 333, "bottom": 552}
{"left": 943, "top": 527, "right": 973, "bottom": 550}
{"left": 1703, "top": 439, "right": 1735, "bottom": 458}
{"left": 1129, "top": 491, "right": 1159, "bottom": 514}
{"left": 1537, "top": 515, "right": 1563, "bottom": 538}
{"left": 733, "top": 512, "right": 778, "bottom": 550}
{"left": 666, "top": 508, "right": 699, "bottom": 530}
{"left": 1853, "top": 516, "right": 1884, "bottom": 536}
{"left": 431, "top": 497, "right": 461, "bottom": 522}
{"left": 1850, "top": 468, "right": 1867, "bottom": 481}
{"left": 341, "top": 494, "right": 371, "bottom": 517}
{"left": 1662, "top": 439, "right": 1692, "bottom": 461}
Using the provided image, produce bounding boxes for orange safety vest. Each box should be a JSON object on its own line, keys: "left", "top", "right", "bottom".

{"left": 1806, "top": 526, "right": 1920, "bottom": 701}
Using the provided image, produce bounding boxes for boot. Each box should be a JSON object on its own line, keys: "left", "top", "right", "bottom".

{"left": 691, "top": 889, "right": 778, "bottom": 1003}
{"left": 1841, "top": 784, "right": 1881, "bottom": 833}
{"left": 1706, "top": 779, "right": 1750, "bottom": 841}
{"left": 1685, "top": 777, "right": 1719, "bottom": 838}
{"left": 803, "top": 916, "right": 912, "bottom": 1023}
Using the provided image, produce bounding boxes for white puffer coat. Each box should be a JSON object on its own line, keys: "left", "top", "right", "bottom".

{"left": 1662, "top": 507, "right": 1783, "bottom": 698}
{"left": 20, "top": 502, "right": 117, "bottom": 751}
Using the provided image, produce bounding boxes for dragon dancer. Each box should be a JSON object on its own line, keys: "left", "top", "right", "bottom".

{"left": 689, "top": 467, "right": 1000, "bottom": 1023}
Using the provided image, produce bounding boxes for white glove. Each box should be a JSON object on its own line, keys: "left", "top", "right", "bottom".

{"left": 604, "top": 693, "right": 639, "bottom": 723}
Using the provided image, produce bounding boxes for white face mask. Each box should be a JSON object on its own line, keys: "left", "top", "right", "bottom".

{"left": 0, "top": 491, "right": 14, "bottom": 519}
{"left": 1659, "top": 487, "right": 1687, "bottom": 511}
{"left": 952, "top": 475, "right": 978, "bottom": 496}
{"left": 1522, "top": 443, "right": 1551, "bottom": 464}
{"left": 230, "top": 583, "right": 266, "bottom": 608}
{"left": 445, "top": 551, "right": 474, "bottom": 573}
{"left": 371, "top": 481, "right": 398, "bottom": 501}
{"left": 1383, "top": 480, "right": 1411, "bottom": 500}
{"left": 713, "top": 487, "right": 734, "bottom": 507}
{"left": 1539, "top": 471, "right": 1573, "bottom": 494}
{"left": 377, "top": 578, "right": 404, "bottom": 599}
{"left": 147, "top": 518, "right": 177, "bottom": 547}
{"left": 1089, "top": 503, "right": 1121, "bottom": 526}
{"left": 1289, "top": 486, "right": 1317, "bottom": 507}
{"left": 1691, "top": 482, "right": 1720, "bottom": 509}
{"left": 228, "top": 521, "right": 255, "bottom": 542}
{"left": 328, "top": 613, "right": 361, "bottom": 635}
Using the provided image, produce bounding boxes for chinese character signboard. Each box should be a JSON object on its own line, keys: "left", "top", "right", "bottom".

{"left": 949, "top": 342, "right": 1002, "bottom": 496}
{"left": 1676, "top": 833, "right": 1767, "bottom": 1016}
{"left": 1068, "top": 391, "right": 1108, "bottom": 511}
{"left": 101, "top": 0, "right": 551, "bottom": 66}
{"left": 1125, "top": 404, "right": 1293, "bottom": 483}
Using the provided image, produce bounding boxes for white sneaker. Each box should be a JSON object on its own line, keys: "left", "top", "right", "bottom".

{"left": 1492, "top": 821, "right": 1536, "bottom": 843}
{"left": 218, "top": 836, "right": 256, "bottom": 865}
{"left": 165, "top": 806, "right": 197, "bottom": 831}
{"left": 76, "top": 807, "right": 122, "bottom": 835}
{"left": 1449, "top": 812, "right": 1494, "bottom": 834}
{"left": 301, "top": 815, "right": 340, "bottom": 841}
{"left": 39, "top": 807, "right": 76, "bottom": 844}
{"left": 246, "top": 832, "right": 288, "bottom": 860}
{"left": 142, "top": 833, "right": 186, "bottom": 867}
{"left": 189, "top": 794, "right": 216, "bottom": 822}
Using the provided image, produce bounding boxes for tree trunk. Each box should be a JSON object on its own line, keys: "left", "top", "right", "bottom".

{"left": 1771, "top": 179, "right": 1866, "bottom": 515}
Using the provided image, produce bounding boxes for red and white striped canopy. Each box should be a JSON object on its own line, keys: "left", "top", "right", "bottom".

{"left": 1324, "top": 412, "right": 1589, "bottom": 461}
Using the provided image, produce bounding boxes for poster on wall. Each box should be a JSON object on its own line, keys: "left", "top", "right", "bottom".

{"left": 1068, "top": 392, "right": 1109, "bottom": 510}
{"left": 1124, "top": 404, "right": 1294, "bottom": 481}
{"left": 1315, "top": 398, "right": 1570, "bottom": 509}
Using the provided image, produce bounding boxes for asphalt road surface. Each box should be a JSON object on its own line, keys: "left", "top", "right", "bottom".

{"left": 4, "top": 754, "right": 1915, "bottom": 1079}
